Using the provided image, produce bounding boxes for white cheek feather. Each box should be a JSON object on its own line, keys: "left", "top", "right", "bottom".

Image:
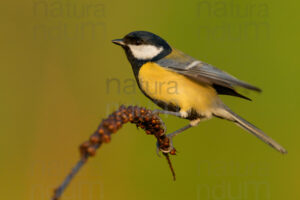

{"left": 128, "top": 44, "right": 163, "bottom": 60}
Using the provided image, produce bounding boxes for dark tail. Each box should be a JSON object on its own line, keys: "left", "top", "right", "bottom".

{"left": 214, "top": 106, "right": 287, "bottom": 154}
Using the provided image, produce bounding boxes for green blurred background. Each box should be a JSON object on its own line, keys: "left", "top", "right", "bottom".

{"left": 1, "top": 0, "right": 299, "bottom": 199}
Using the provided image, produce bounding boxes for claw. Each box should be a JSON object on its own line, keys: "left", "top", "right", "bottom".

{"left": 157, "top": 136, "right": 174, "bottom": 154}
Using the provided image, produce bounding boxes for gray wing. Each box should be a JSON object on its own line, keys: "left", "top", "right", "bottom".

{"left": 157, "top": 49, "right": 261, "bottom": 93}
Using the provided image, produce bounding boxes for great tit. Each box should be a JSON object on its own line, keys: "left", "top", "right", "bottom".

{"left": 112, "top": 31, "right": 287, "bottom": 154}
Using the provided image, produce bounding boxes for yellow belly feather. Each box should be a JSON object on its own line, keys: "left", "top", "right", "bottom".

{"left": 138, "top": 62, "right": 220, "bottom": 117}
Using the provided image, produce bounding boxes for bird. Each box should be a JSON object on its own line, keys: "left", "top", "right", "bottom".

{"left": 112, "top": 31, "right": 287, "bottom": 154}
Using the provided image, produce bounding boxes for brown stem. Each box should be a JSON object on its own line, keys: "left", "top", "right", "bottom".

{"left": 164, "top": 153, "right": 176, "bottom": 181}
{"left": 52, "top": 105, "right": 176, "bottom": 200}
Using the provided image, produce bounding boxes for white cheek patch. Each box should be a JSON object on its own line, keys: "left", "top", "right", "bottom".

{"left": 128, "top": 44, "right": 163, "bottom": 60}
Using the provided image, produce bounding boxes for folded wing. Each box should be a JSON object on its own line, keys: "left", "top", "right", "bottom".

{"left": 156, "top": 49, "right": 261, "bottom": 100}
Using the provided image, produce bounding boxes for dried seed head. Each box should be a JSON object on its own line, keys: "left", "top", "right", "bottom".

{"left": 121, "top": 114, "right": 128, "bottom": 120}
{"left": 87, "top": 147, "right": 96, "bottom": 156}
{"left": 81, "top": 141, "right": 90, "bottom": 148}
{"left": 103, "top": 120, "right": 109, "bottom": 127}
{"left": 170, "top": 149, "right": 176, "bottom": 155}
{"left": 102, "top": 134, "right": 111, "bottom": 143}
{"left": 76, "top": 106, "right": 176, "bottom": 185}
{"left": 116, "top": 111, "right": 122, "bottom": 116}
{"left": 90, "top": 135, "right": 100, "bottom": 143}
{"left": 144, "top": 116, "right": 150, "bottom": 121}
{"left": 116, "top": 121, "right": 122, "bottom": 128}
{"left": 98, "top": 128, "right": 104, "bottom": 135}
{"left": 115, "top": 116, "right": 121, "bottom": 121}
{"left": 108, "top": 124, "right": 115, "bottom": 131}
{"left": 128, "top": 117, "right": 133, "bottom": 122}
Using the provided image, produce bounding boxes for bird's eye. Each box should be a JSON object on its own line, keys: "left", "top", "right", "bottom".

{"left": 135, "top": 40, "right": 142, "bottom": 45}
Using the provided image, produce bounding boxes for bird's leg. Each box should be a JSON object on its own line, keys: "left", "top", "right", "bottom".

{"left": 168, "top": 118, "right": 201, "bottom": 138}
{"left": 167, "top": 124, "right": 193, "bottom": 138}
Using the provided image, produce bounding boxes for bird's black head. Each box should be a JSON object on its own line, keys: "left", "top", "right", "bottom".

{"left": 112, "top": 31, "right": 172, "bottom": 65}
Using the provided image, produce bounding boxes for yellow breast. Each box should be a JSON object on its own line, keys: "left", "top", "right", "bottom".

{"left": 138, "top": 62, "right": 219, "bottom": 116}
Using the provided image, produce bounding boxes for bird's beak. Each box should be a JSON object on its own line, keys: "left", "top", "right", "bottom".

{"left": 112, "top": 39, "right": 125, "bottom": 46}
